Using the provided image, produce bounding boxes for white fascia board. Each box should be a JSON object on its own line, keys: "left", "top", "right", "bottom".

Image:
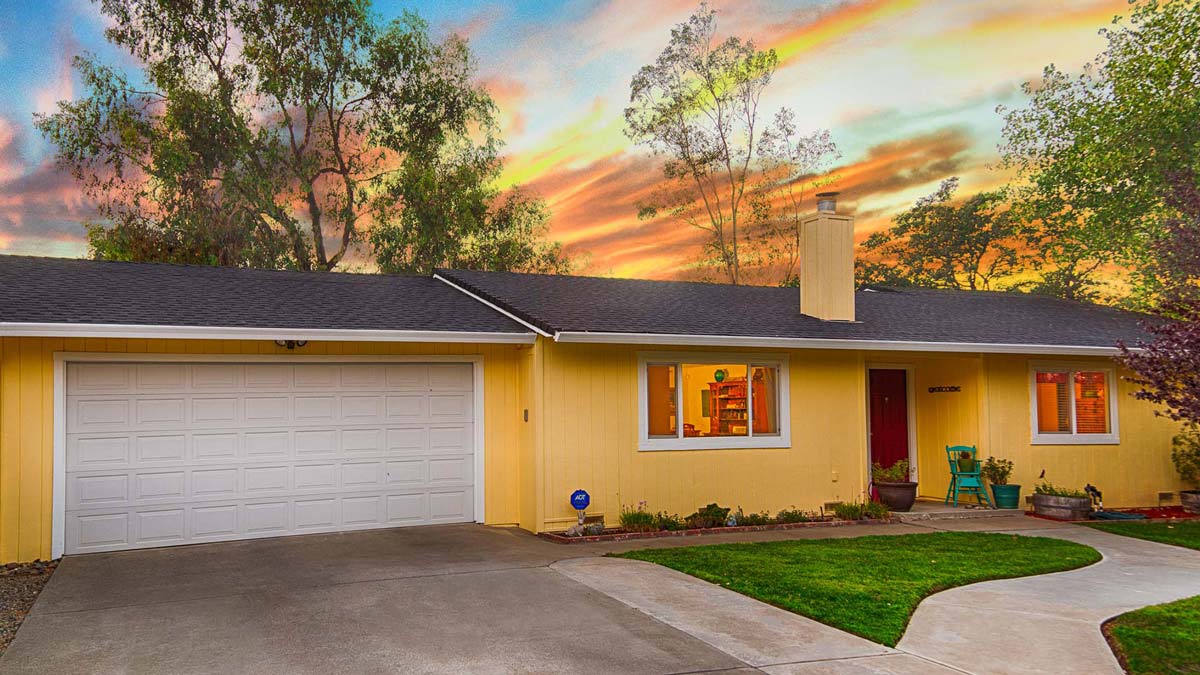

{"left": 552, "top": 331, "right": 1124, "bottom": 356}
{"left": 432, "top": 273, "right": 553, "bottom": 337}
{"left": 0, "top": 322, "right": 536, "bottom": 344}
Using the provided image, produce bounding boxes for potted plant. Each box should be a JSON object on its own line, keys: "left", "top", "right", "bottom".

{"left": 1173, "top": 429, "right": 1200, "bottom": 514}
{"left": 1031, "top": 481, "right": 1091, "bottom": 520}
{"left": 981, "top": 457, "right": 1021, "bottom": 509}
{"left": 872, "top": 459, "right": 917, "bottom": 512}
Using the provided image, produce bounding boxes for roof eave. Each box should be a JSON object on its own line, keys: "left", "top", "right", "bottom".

{"left": 552, "top": 330, "right": 1126, "bottom": 356}
{"left": 0, "top": 322, "right": 537, "bottom": 344}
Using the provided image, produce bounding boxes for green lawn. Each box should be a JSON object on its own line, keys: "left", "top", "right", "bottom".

{"left": 616, "top": 532, "right": 1100, "bottom": 646}
{"left": 1105, "top": 595, "right": 1200, "bottom": 675}
{"left": 1084, "top": 519, "right": 1200, "bottom": 551}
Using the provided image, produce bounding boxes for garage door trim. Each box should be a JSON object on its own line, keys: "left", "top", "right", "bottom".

{"left": 51, "top": 352, "right": 487, "bottom": 558}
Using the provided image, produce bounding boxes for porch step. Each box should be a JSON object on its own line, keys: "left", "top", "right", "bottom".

{"left": 893, "top": 503, "right": 1025, "bottom": 522}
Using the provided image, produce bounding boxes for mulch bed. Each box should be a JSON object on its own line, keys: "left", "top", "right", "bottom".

{"left": 1028, "top": 505, "right": 1200, "bottom": 523}
{"left": 0, "top": 560, "right": 57, "bottom": 656}
{"left": 538, "top": 517, "right": 893, "bottom": 544}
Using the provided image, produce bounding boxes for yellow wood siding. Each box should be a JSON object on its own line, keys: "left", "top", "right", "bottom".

{"left": 536, "top": 342, "right": 869, "bottom": 530}
{"left": 979, "top": 354, "right": 1183, "bottom": 507}
{"left": 0, "top": 337, "right": 527, "bottom": 563}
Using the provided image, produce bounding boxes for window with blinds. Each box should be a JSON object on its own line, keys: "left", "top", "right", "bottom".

{"left": 1031, "top": 366, "right": 1116, "bottom": 443}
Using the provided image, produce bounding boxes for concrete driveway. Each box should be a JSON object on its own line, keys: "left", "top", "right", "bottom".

{"left": 0, "top": 524, "right": 756, "bottom": 675}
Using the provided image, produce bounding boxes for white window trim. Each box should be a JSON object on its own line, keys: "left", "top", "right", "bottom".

{"left": 637, "top": 351, "right": 791, "bottom": 451}
{"left": 1028, "top": 361, "right": 1120, "bottom": 445}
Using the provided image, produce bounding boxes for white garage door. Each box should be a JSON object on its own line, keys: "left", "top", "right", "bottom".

{"left": 63, "top": 361, "right": 476, "bottom": 554}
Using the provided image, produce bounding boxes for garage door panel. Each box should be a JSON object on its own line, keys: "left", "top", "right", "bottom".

{"left": 64, "top": 361, "right": 476, "bottom": 554}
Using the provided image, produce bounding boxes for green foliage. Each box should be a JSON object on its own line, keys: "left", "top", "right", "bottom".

{"left": 685, "top": 503, "right": 732, "bottom": 529}
{"left": 617, "top": 532, "right": 1101, "bottom": 646}
{"left": 857, "top": 178, "right": 1022, "bottom": 291}
{"left": 37, "top": 0, "right": 567, "bottom": 273}
{"left": 1034, "top": 481, "right": 1088, "bottom": 499}
{"left": 865, "top": 500, "right": 890, "bottom": 519}
{"left": 654, "top": 512, "right": 686, "bottom": 531}
{"left": 871, "top": 459, "right": 910, "bottom": 483}
{"left": 1105, "top": 595, "right": 1200, "bottom": 675}
{"left": 619, "top": 502, "right": 658, "bottom": 532}
{"left": 734, "top": 508, "right": 774, "bottom": 526}
{"left": 998, "top": 0, "right": 1200, "bottom": 307}
{"left": 981, "top": 457, "right": 1015, "bottom": 485}
{"left": 775, "top": 507, "right": 813, "bottom": 524}
{"left": 1171, "top": 428, "right": 1200, "bottom": 488}
{"left": 1085, "top": 520, "right": 1200, "bottom": 552}
{"left": 368, "top": 142, "right": 572, "bottom": 275}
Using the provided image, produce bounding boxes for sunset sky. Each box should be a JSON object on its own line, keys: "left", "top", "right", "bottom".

{"left": 0, "top": 0, "right": 1128, "bottom": 279}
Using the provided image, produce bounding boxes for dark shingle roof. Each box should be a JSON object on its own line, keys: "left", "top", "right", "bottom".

{"left": 0, "top": 256, "right": 528, "bottom": 334}
{"left": 437, "top": 269, "right": 1153, "bottom": 349}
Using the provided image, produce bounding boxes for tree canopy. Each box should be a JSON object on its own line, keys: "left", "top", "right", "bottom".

{"left": 998, "top": 0, "right": 1200, "bottom": 307}
{"left": 856, "top": 178, "right": 1022, "bottom": 291}
{"left": 37, "top": 0, "right": 569, "bottom": 274}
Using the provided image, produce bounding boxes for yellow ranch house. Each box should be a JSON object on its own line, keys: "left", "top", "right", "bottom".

{"left": 0, "top": 204, "right": 1183, "bottom": 563}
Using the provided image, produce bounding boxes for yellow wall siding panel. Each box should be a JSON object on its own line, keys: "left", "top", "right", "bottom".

{"left": 0, "top": 337, "right": 527, "bottom": 562}
{"left": 980, "top": 354, "right": 1182, "bottom": 507}
{"left": 536, "top": 343, "right": 869, "bottom": 531}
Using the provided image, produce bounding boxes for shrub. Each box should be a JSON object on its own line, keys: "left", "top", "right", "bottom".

{"left": 832, "top": 501, "right": 866, "bottom": 520}
{"left": 776, "top": 507, "right": 812, "bottom": 524}
{"left": 735, "top": 508, "right": 774, "bottom": 526}
{"left": 686, "top": 502, "right": 731, "bottom": 529}
{"left": 654, "top": 511, "right": 685, "bottom": 531}
{"left": 1034, "top": 481, "right": 1088, "bottom": 499}
{"left": 981, "top": 457, "right": 1014, "bottom": 485}
{"left": 864, "top": 500, "right": 890, "bottom": 519}
{"left": 1172, "top": 428, "right": 1200, "bottom": 489}
{"left": 871, "top": 459, "right": 910, "bottom": 483}
{"left": 619, "top": 501, "right": 658, "bottom": 532}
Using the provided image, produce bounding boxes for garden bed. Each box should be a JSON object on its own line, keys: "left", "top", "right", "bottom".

{"left": 0, "top": 559, "right": 57, "bottom": 655}
{"left": 1117, "top": 505, "right": 1200, "bottom": 520}
{"left": 539, "top": 517, "right": 893, "bottom": 544}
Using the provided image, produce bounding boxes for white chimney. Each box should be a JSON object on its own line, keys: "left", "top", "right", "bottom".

{"left": 800, "top": 192, "right": 855, "bottom": 321}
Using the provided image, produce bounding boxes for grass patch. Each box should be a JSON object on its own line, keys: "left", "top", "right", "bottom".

{"left": 1084, "top": 519, "right": 1200, "bottom": 551}
{"left": 1105, "top": 595, "right": 1200, "bottom": 675}
{"left": 616, "top": 532, "right": 1100, "bottom": 646}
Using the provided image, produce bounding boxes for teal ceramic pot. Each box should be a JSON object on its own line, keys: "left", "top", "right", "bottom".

{"left": 991, "top": 483, "right": 1022, "bottom": 510}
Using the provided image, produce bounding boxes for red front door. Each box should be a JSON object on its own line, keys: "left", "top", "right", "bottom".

{"left": 869, "top": 369, "right": 909, "bottom": 471}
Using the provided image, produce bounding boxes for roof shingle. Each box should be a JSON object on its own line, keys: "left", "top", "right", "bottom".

{"left": 0, "top": 255, "right": 529, "bottom": 334}
{"left": 437, "top": 269, "right": 1154, "bottom": 349}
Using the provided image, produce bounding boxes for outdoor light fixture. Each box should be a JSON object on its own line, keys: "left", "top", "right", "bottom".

{"left": 816, "top": 191, "right": 839, "bottom": 213}
{"left": 274, "top": 339, "right": 308, "bottom": 350}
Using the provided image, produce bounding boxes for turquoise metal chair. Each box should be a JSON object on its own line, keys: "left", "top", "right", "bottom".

{"left": 944, "top": 445, "right": 993, "bottom": 508}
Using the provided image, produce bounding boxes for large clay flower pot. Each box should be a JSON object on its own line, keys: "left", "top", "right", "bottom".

{"left": 875, "top": 481, "right": 918, "bottom": 512}
{"left": 1182, "top": 490, "right": 1200, "bottom": 515}
{"left": 1032, "top": 493, "right": 1091, "bottom": 520}
{"left": 991, "top": 484, "right": 1022, "bottom": 510}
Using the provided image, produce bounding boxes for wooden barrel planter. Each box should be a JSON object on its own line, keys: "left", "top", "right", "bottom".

{"left": 1032, "top": 493, "right": 1092, "bottom": 520}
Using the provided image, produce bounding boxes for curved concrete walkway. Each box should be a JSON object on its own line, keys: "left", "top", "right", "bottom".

{"left": 899, "top": 521, "right": 1200, "bottom": 675}
{"left": 553, "top": 517, "right": 1200, "bottom": 675}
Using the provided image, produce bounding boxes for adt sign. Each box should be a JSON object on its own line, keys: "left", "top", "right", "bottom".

{"left": 570, "top": 489, "right": 591, "bottom": 511}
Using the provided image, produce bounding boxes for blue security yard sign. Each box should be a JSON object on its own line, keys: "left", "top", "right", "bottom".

{"left": 570, "top": 489, "right": 591, "bottom": 511}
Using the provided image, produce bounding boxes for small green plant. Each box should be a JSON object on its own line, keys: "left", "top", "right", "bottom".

{"left": 686, "top": 502, "right": 731, "bottom": 529}
{"left": 1172, "top": 428, "right": 1200, "bottom": 489}
{"left": 619, "top": 501, "right": 658, "bottom": 532}
{"left": 832, "top": 500, "right": 889, "bottom": 521}
{"left": 735, "top": 508, "right": 774, "bottom": 526}
{"left": 864, "top": 500, "right": 890, "bottom": 519}
{"left": 775, "top": 507, "right": 812, "bottom": 524}
{"left": 654, "top": 511, "right": 685, "bottom": 531}
{"left": 981, "top": 457, "right": 1014, "bottom": 485}
{"left": 1034, "top": 481, "right": 1088, "bottom": 499}
{"left": 871, "top": 459, "right": 910, "bottom": 483}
